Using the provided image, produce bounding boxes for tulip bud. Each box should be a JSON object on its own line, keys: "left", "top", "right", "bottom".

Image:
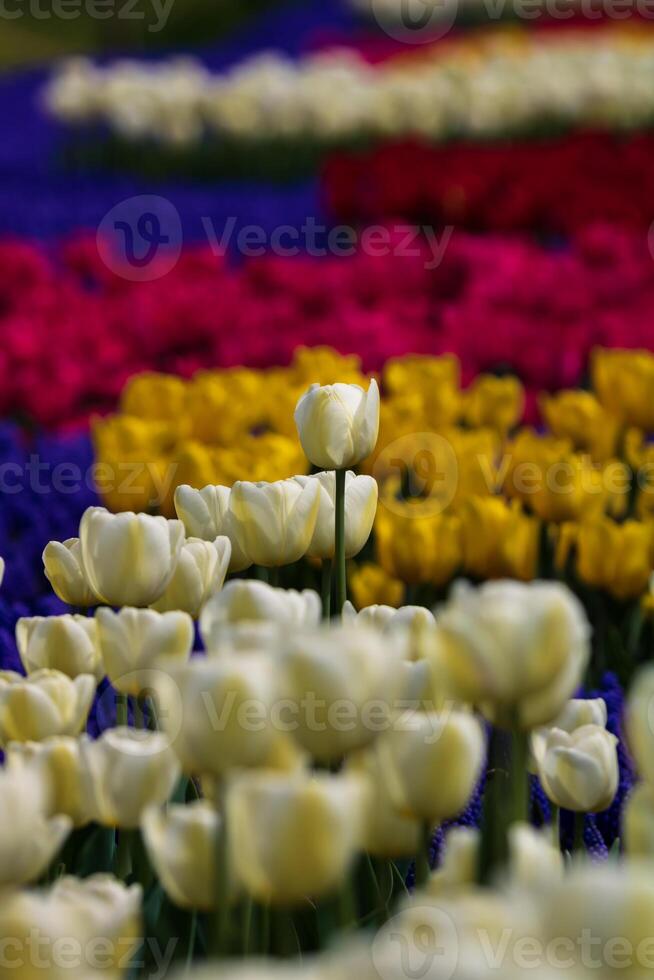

{"left": 79, "top": 506, "right": 185, "bottom": 607}
{"left": 83, "top": 727, "right": 181, "bottom": 828}
{"left": 0, "top": 764, "right": 71, "bottom": 886}
{"left": 293, "top": 471, "right": 378, "bottom": 560}
{"left": 229, "top": 478, "right": 320, "bottom": 568}
{"left": 174, "top": 484, "right": 251, "bottom": 572}
{"left": 42, "top": 537, "right": 99, "bottom": 607}
{"left": 151, "top": 536, "right": 231, "bottom": 617}
{"left": 294, "top": 379, "right": 380, "bottom": 470}
{"left": 437, "top": 580, "right": 591, "bottom": 730}
{"left": 627, "top": 665, "right": 654, "bottom": 786}
{"left": 530, "top": 698, "right": 608, "bottom": 773}
{"left": 200, "top": 579, "right": 321, "bottom": 653}
{"left": 6, "top": 735, "right": 95, "bottom": 827}
{"left": 279, "top": 624, "right": 406, "bottom": 762}
{"left": 532, "top": 724, "right": 619, "bottom": 813}
{"left": 142, "top": 801, "right": 219, "bottom": 910}
{"left": 376, "top": 709, "right": 485, "bottom": 823}
{"left": 625, "top": 784, "right": 654, "bottom": 856}
{"left": 0, "top": 669, "right": 95, "bottom": 744}
{"left": 227, "top": 771, "right": 367, "bottom": 905}
{"left": 154, "top": 655, "right": 279, "bottom": 780}
{"left": 16, "top": 615, "right": 104, "bottom": 681}
{"left": 95, "top": 607, "right": 193, "bottom": 697}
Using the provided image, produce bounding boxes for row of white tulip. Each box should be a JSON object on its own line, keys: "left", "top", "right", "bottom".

{"left": 43, "top": 37, "right": 654, "bottom": 146}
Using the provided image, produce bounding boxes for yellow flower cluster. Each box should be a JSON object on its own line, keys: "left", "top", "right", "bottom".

{"left": 93, "top": 346, "right": 654, "bottom": 605}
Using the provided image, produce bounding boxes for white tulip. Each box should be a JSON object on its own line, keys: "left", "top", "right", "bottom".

{"left": 83, "top": 727, "right": 181, "bottom": 828}
{"left": 6, "top": 735, "right": 95, "bottom": 827}
{"left": 294, "top": 471, "right": 378, "bottom": 559}
{"left": 294, "top": 379, "right": 380, "bottom": 470}
{"left": 530, "top": 698, "right": 608, "bottom": 774}
{"left": 347, "top": 746, "right": 420, "bottom": 858}
{"left": 625, "top": 783, "right": 654, "bottom": 857}
{"left": 174, "top": 484, "right": 251, "bottom": 572}
{"left": 627, "top": 665, "right": 654, "bottom": 785}
{"left": 95, "top": 606, "right": 193, "bottom": 696}
{"left": 0, "top": 764, "right": 71, "bottom": 886}
{"left": 51, "top": 873, "right": 143, "bottom": 956}
{"left": 79, "top": 506, "right": 185, "bottom": 607}
{"left": 436, "top": 580, "right": 591, "bottom": 730}
{"left": 16, "top": 614, "right": 104, "bottom": 680}
{"left": 200, "top": 579, "right": 321, "bottom": 653}
{"left": 344, "top": 601, "right": 437, "bottom": 633}
{"left": 0, "top": 669, "right": 95, "bottom": 744}
{"left": 151, "top": 536, "right": 231, "bottom": 617}
{"left": 229, "top": 478, "right": 320, "bottom": 567}
{"left": 142, "top": 801, "right": 219, "bottom": 910}
{"left": 532, "top": 724, "right": 619, "bottom": 813}
{"left": 42, "top": 537, "right": 99, "bottom": 607}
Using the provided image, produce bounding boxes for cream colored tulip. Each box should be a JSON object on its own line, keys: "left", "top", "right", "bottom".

{"left": 51, "top": 873, "right": 142, "bottom": 964}
{"left": 294, "top": 379, "right": 380, "bottom": 470}
{"left": 227, "top": 771, "right": 367, "bottom": 905}
{"left": 153, "top": 654, "right": 279, "bottom": 779}
{"left": 0, "top": 764, "right": 71, "bottom": 887}
{"left": 376, "top": 709, "right": 485, "bottom": 823}
{"left": 6, "top": 735, "right": 95, "bottom": 827}
{"left": 200, "top": 579, "right": 321, "bottom": 653}
{"left": 42, "top": 536, "right": 99, "bottom": 607}
{"left": 530, "top": 698, "right": 608, "bottom": 775}
{"left": 344, "top": 601, "right": 437, "bottom": 634}
{"left": 627, "top": 664, "right": 654, "bottom": 785}
{"left": 279, "top": 624, "right": 406, "bottom": 762}
{"left": 625, "top": 784, "right": 654, "bottom": 856}
{"left": 347, "top": 747, "right": 420, "bottom": 858}
{"left": 229, "top": 478, "right": 320, "bottom": 567}
{"left": 83, "top": 727, "right": 180, "bottom": 828}
{"left": 79, "top": 506, "right": 185, "bottom": 607}
{"left": 16, "top": 614, "right": 104, "bottom": 681}
{"left": 174, "top": 484, "right": 251, "bottom": 572}
{"left": 95, "top": 606, "right": 193, "bottom": 696}
{"left": 294, "top": 471, "right": 377, "bottom": 559}
{"left": 532, "top": 724, "right": 619, "bottom": 813}
{"left": 151, "top": 536, "right": 231, "bottom": 617}
{"left": 0, "top": 669, "right": 95, "bottom": 744}
{"left": 142, "top": 801, "right": 219, "bottom": 910}
{"left": 436, "top": 580, "right": 591, "bottom": 730}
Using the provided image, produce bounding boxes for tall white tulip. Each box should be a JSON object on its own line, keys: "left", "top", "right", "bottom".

{"left": 229, "top": 478, "right": 320, "bottom": 567}
{"left": 294, "top": 379, "right": 380, "bottom": 471}
{"left": 174, "top": 484, "right": 251, "bottom": 572}
{"left": 95, "top": 606, "right": 193, "bottom": 696}
{"left": 151, "top": 536, "right": 231, "bottom": 617}
{"left": 294, "top": 471, "right": 378, "bottom": 560}
{"left": 532, "top": 725, "right": 619, "bottom": 813}
{"left": 437, "top": 580, "right": 591, "bottom": 730}
{"left": 79, "top": 506, "right": 185, "bottom": 607}
{"left": 142, "top": 801, "right": 219, "bottom": 910}
{"left": 227, "top": 771, "right": 367, "bottom": 905}
{"left": 0, "top": 764, "right": 71, "bottom": 887}
{"left": 83, "top": 727, "right": 181, "bottom": 828}
{"left": 0, "top": 669, "right": 95, "bottom": 744}
{"left": 42, "top": 537, "right": 99, "bottom": 607}
{"left": 16, "top": 614, "right": 104, "bottom": 680}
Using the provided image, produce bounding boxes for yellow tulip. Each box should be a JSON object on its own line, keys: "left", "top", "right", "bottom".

{"left": 592, "top": 347, "right": 654, "bottom": 430}
{"left": 291, "top": 346, "right": 367, "bottom": 387}
{"left": 227, "top": 771, "right": 367, "bottom": 906}
{"left": 83, "top": 727, "right": 181, "bottom": 829}
{"left": 142, "top": 801, "right": 219, "bottom": 911}
{"left": 463, "top": 374, "right": 524, "bottom": 434}
{"left": 375, "top": 709, "right": 485, "bottom": 823}
{"left": 16, "top": 614, "right": 104, "bottom": 681}
{"left": 540, "top": 389, "right": 619, "bottom": 461}
{"left": 79, "top": 507, "right": 185, "bottom": 607}
{"left": 95, "top": 606, "right": 193, "bottom": 697}
{"left": 375, "top": 501, "right": 462, "bottom": 586}
{"left": 436, "top": 580, "right": 590, "bottom": 730}
{"left": 120, "top": 370, "right": 189, "bottom": 422}
{"left": 349, "top": 561, "right": 404, "bottom": 609}
{"left": 294, "top": 379, "right": 380, "bottom": 470}
{"left": 459, "top": 496, "right": 538, "bottom": 581}
{"left": 383, "top": 354, "right": 461, "bottom": 426}
{"left": 42, "top": 537, "right": 99, "bottom": 608}
{"left": 0, "top": 669, "right": 95, "bottom": 744}
{"left": 575, "top": 517, "right": 652, "bottom": 600}
{"left": 151, "top": 536, "right": 231, "bottom": 617}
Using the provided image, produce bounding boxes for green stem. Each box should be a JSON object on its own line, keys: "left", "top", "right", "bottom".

{"left": 133, "top": 696, "right": 146, "bottom": 730}
{"left": 184, "top": 910, "right": 198, "bottom": 973}
{"left": 260, "top": 903, "right": 270, "bottom": 955}
{"left": 241, "top": 898, "right": 254, "bottom": 956}
{"left": 254, "top": 565, "right": 270, "bottom": 583}
{"left": 269, "top": 567, "right": 280, "bottom": 588}
{"left": 414, "top": 822, "right": 433, "bottom": 890}
{"left": 510, "top": 728, "right": 530, "bottom": 826}
{"left": 212, "top": 808, "right": 231, "bottom": 957}
{"left": 321, "top": 558, "right": 332, "bottom": 621}
{"left": 551, "top": 805, "right": 560, "bottom": 850}
{"left": 573, "top": 812, "right": 586, "bottom": 853}
{"left": 115, "top": 692, "right": 128, "bottom": 727}
{"left": 478, "top": 727, "right": 510, "bottom": 885}
{"left": 334, "top": 468, "right": 347, "bottom": 613}
{"left": 337, "top": 871, "right": 357, "bottom": 932}
{"left": 113, "top": 829, "right": 132, "bottom": 881}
